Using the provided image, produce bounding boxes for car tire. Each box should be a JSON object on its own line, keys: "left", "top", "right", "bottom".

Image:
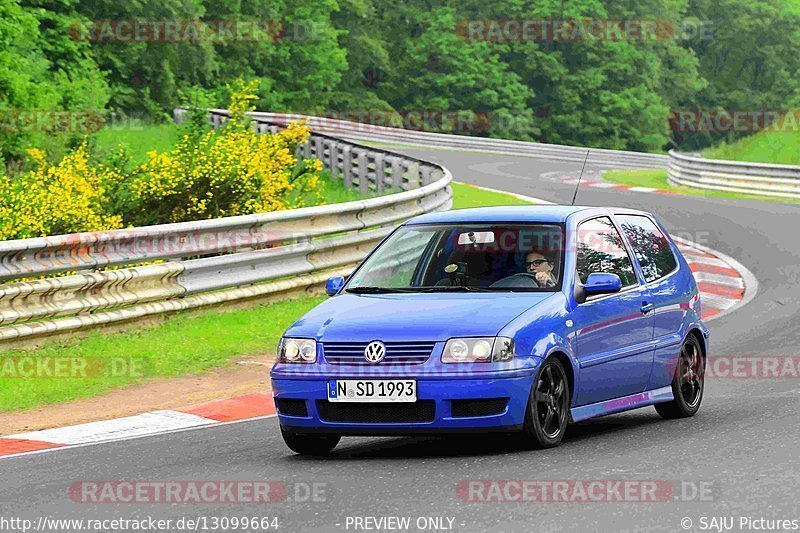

{"left": 655, "top": 334, "right": 705, "bottom": 419}
{"left": 280, "top": 428, "right": 341, "bottom": 456}
{"left": 520, "top": 358, "right": 570, "bottom": 449}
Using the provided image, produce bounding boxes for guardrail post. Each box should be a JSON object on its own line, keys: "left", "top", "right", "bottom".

{"left": 174, "top": 109, "right": 187, "bottom": 124}
{"left": 421, "top": 165, "right": 433, "bottom": 186}
{"left": 328, "top": 140, "right": 339, "bottom": 175}
{"left": 313, "top": 137, "right": 324, "bottom": 160}
{"left": 390, "top": 157, "right": 403, "bottom": 190}
{"left": 374, "top": 153, "right": 386, "bottom": 193}
{"left": 341, "top": 146, "right": 352, "bottom": 187}
{"left": 357, "top": 150, "right": 369, "bottom": 194}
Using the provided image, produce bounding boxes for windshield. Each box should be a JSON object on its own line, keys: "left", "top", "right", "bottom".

{"left": 345, "top": 223, "right": 564, "bottom": 293}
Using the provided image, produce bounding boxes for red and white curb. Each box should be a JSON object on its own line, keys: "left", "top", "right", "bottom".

{"left": 0, "top": 394, "right": 276, "bottom": 460}
{"left": 561, "top": 177, "right": 674, "bottom": 194}
{"left": 556, "top": 174, "right": 674, "bottom": 194}
{"left": 672, "top": 236, "right": 756, "bottom": 321}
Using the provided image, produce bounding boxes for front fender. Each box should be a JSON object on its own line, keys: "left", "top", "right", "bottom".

{"left": 500, "top": 293, "right": 579, "bottom": 400}
{"left": 501, "top": 293, "right": 571, "bottom": 359}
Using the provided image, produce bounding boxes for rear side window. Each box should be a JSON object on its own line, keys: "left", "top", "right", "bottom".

{"left": 575, "top": 217, "right": 638, "bottom": 287}
{"left": 616, "top": 215, "right": 678, "bottom": 283}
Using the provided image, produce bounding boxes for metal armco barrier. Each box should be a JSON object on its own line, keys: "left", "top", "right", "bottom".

{"left": 668, "top": 150, "right": 800, "bottom": 199}
{"left": 241, "top": 110, "right": 669, "bottom": 170}
{"left": 0, "top": 111, "right": 452, "bottom": 344}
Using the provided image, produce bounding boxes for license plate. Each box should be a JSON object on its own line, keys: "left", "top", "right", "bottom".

{"left": 327, "top": 380, "right": 417, "bottom": 403}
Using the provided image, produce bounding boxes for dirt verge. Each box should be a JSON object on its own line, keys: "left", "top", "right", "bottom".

{"left": 0, "top": 355, "right": 274, "bottom": 435}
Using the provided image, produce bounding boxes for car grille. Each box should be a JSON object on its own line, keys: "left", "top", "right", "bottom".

{"left": 316, "top": 400, "right": 436, "bottom": 423}
{"left": 322, "top": 341, "right": 435, "bottom": 366}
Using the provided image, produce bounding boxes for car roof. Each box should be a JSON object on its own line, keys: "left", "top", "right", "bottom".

{"left": 404, "top": 205, "right": 652, "bottom": 225}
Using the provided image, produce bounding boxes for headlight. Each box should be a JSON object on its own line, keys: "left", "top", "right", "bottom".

{"left": 278, "top": 338, "right": 317, "bottom": 363}
{"left": 442, "top": 337, "right": 515, "bottom": 363}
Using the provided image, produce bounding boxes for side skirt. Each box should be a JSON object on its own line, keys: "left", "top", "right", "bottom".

{"left": 570, "top": 386, "right": 674, "bottom": 423}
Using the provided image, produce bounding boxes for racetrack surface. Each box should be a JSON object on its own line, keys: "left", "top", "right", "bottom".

{"left": 2, "top": 149, "right": 799, "bottom": 533}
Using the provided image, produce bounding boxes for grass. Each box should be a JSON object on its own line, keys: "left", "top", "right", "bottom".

{"left": 450, "top": 182, "right": 535, "bottom": 207}
{"left": 316, "top": 174, "right": 371, "bottom": 204}
{"left": 704, "top": 129, "right": 800, "bottom": 167}
{"left": 603, "top": 169, "right": 800, "bottom": 204}
{"left": 91, "top": 122, "right": 182, "bottom": 165}
{"left": 0, "top": 297, "right": 326, "bottom": 412}
{"left": 0, "top": 180, "right": 533, "bottom": 413}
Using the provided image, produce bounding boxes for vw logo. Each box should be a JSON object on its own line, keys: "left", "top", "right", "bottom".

{"left": 364, "top": 341, "right": 386, "bottom": 363}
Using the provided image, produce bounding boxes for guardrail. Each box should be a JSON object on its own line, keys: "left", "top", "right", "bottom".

{"left": 230, "top": 110, "right": 669, "bottom": 170}
{"left": 0, "top": 112, "right": 452, "bottom": 345}
{"left": 668, "top": 150, "right": 800, "bottom": 199}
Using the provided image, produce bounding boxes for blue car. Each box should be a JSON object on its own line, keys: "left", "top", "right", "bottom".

{"left": 271, "top": 206, "right": 709, "bottom": 454}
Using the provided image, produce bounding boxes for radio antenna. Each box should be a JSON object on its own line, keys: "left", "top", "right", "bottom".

{"left": 571, "top": 150, "right": 591, "bottom": 206}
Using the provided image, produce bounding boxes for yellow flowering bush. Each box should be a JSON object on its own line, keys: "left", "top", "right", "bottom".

{"left": 0, "top": 144, "right": 123, "bottom": 240}
{"left": 128, "top": 80, "right": 324, "bottom": 224}
{"left": 0, "top": 79, "right": 325, "bottom": 237}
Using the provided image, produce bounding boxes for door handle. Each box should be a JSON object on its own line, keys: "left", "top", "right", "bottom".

{"left": 641, "top": 302, "right": 655, "bottom": 314}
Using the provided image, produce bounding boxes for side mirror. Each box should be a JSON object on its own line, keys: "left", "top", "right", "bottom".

{"left": 584, "top": 273, "right": 623, "bottom": 296}
{"left": 325, "top": 276, "right": 345, "bottom": 296}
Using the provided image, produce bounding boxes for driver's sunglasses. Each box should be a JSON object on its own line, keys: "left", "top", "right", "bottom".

{"left": 525, "top": 259, "right": 550, "bottom": 267}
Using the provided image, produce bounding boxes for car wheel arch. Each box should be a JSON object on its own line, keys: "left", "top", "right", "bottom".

{"left": 543, "top": 349, "right": 576, "bottom": 409}
{"left": 664, "top": 327, "right": 706, "bottom": 380}
{"left": 685, "top": 327, "right": 707, "bottom": 359}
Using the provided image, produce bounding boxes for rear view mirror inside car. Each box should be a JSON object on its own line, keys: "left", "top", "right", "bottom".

{"left": 458, "top": 231, "right": 495, "bottom": 245}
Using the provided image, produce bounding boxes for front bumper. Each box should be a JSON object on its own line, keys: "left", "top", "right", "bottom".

{"left": 271, "top": 370, "right": 536, "bottom": 435}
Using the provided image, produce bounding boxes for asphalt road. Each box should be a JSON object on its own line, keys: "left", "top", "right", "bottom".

{"left": 2, "top": 148, "right": 799, "bottom": 533}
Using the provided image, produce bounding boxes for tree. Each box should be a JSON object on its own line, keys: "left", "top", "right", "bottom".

{"left": 372, "top": 2, "right": 536, "bottom": 139}
{"left": 205, "top": 0, "right": 347, "bottom": 112}
{"left": 75, "top": 0, "right": 217, "bottom": 116}
{"left": 678, "top": 0, "right": 800, "bottom": 148}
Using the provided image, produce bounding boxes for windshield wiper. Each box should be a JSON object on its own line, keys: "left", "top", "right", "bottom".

{"left": 420, "top": 286, "right": 491, "bottom": 292}
{"left": 345, "top": 286, "right": 416, "bottom": 294}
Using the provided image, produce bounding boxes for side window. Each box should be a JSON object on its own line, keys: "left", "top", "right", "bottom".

{"left": 575, "top": 217, "right": 638, "bottom": 287}
{"left": 616, "top": 215, "right": 678, "bottom": 283}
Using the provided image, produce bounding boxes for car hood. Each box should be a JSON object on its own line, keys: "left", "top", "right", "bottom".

{"left": 284, "top": 292, "right": 557, "bottom": 342}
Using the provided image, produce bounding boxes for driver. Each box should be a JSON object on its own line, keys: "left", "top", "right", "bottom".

{"left": 525, "top": 251, "right": 557, "bottom": 288}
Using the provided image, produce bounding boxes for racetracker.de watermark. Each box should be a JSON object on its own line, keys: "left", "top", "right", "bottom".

{"left": 457, "top": 480, "right": 718, "bottom": 503}
{"left": 0, "top": 110, "right": 152, "bottom": 134}
{"left": 0, "top": 110, "right": 104, "bottom": 134}
{"left": 68, "top": 481, "right": 329, "bottom": 504}
{"left": 456, "top": 18, "right": 713, "bottom": 42}
{"left": 69, "top": 19, "right": 321, "bottom": 43}
{"left": 0, "top": 356, "right": 150, "bottom": 379}
{"left": 670, "top": 109, "right": 800, "bottom": 134}
{"left": 271, "top": 110, "right": 494, "bottom": 134}
{"left": 705, "top": 356, "right": 800, "bottom": 379}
